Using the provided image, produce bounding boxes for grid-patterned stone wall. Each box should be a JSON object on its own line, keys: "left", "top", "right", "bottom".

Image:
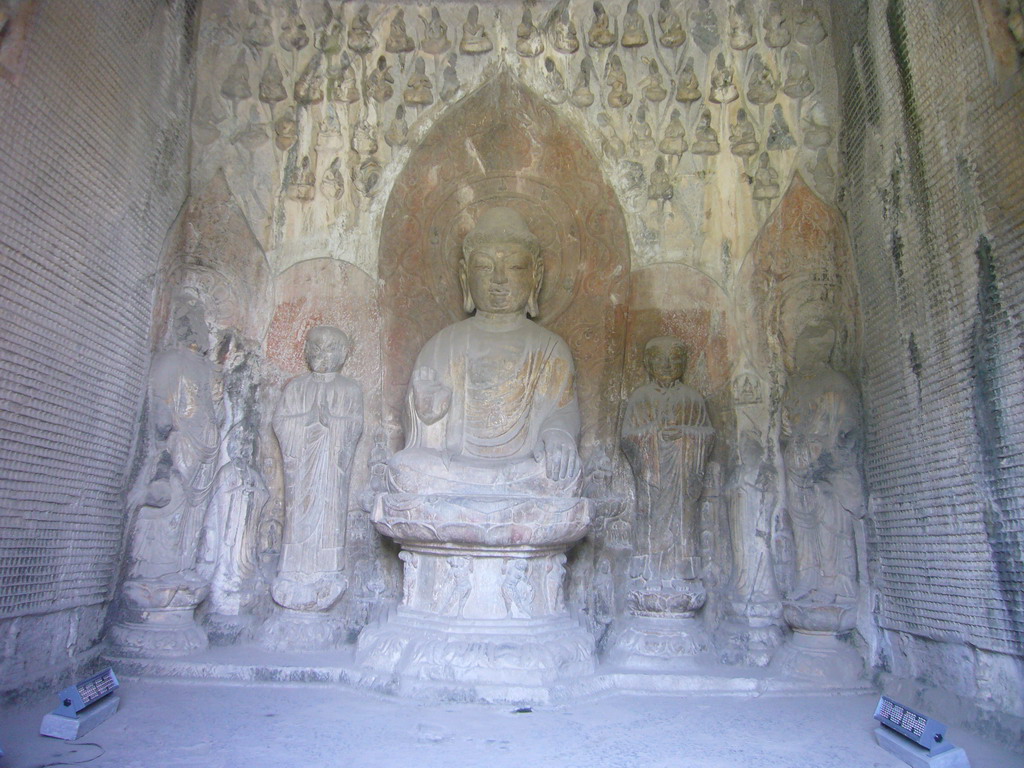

{"left": 832, "top": 0, "right": 1024, "bottom": 656}
{"left": 0, "top": 0, "right": 196, "bottom": 643}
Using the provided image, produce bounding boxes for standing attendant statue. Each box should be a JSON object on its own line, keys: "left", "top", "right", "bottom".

{"left": 111, "top": 291, "right": 222, "bottom": 657}
{"left": 621, "top": 337, "right": 715, "bottom": 615}
{"left": 270, "top": 326, "right": 363, "bottom": 615}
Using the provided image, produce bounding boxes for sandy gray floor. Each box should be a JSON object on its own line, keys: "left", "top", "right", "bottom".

{"left": 1, "top": 680, "right": 1020, "bottom": 768}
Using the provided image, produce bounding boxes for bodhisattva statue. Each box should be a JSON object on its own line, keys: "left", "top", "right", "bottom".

{"left": 270, "top": 326, "right": 363, "bottom": 615}
{"left": 621, "top": 337, "right": 715, "bottom": 616}
{"left": 359, "top": 207, "right": 594, "bottom": 690}
{"left": 780, "top": 324, "right": 865, "bottom": 623}
{"left": 386, "top": 207, "right": 582, "bottom": 498}
{"left": 110, "top": 291, "right": 222, "bottom": 657}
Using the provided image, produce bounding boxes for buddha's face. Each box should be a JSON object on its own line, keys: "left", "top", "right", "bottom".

{"left": 463, "top": 241, "right": 537, "bottom": 316}
{"left": 644, "top": 340, "right": 687, "bottom": 387}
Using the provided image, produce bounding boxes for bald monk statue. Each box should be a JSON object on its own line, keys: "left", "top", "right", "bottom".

{"left": 386, "top": 206, "right": 582, "bottom": 498}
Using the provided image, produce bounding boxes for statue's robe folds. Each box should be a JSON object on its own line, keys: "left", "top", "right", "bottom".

{"left": 781, "top": 368, "right": 865, "bottom": 602}
{"left": 274, "top": 372, "right": 363, "bottom": 578}
{"left": 620, "top": 382, "right": 714, "bottom": 582}
{"left": 388, "top": 316, "right": 582, "bottom": 497}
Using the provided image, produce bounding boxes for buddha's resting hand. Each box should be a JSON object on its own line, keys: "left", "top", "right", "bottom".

{"left": 411, "top": 366, "right": 451, "bottom": 425}
{"left": 534, "top": 429, "right": 581, "bottom": 482}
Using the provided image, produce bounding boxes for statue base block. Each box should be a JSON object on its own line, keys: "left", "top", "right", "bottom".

{"left": 770, "top": 629, "right": 864, "bottom": 684}
{"left": 605, "top": 614, "right": 710, "bottom": 670}
{"left": 108, "top": 606, "right": 208, "bottom": 659}
{"left": 259, "top": 608, "right": 346, "bottom": 652}
{"left": 717, "top": 617, "right": 784, "bottom": 667}
{"left": 356, "top": 607, "right": 595, "bottom": 696}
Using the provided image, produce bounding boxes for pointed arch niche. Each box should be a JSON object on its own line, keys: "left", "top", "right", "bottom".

{"left": 378, "top": 73, "right": 631, "bottom": 453}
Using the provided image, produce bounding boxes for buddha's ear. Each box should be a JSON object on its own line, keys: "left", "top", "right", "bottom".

{"left": 527, "top": 256, "right": 543, "bottom": 318}
{"left": 459, "top": 257, "right": 475, "bottom": 314}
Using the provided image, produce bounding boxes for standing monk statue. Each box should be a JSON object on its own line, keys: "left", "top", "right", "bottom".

{"left": 271, "top": 326, "right": 363, "bottom": 613}
{"left": 621, "top": 337, "right": 715, "bottom": 612}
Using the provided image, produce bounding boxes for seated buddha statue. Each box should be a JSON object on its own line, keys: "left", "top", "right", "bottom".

{"left": 386, "top": 207, "right": 583, "bottom": 498}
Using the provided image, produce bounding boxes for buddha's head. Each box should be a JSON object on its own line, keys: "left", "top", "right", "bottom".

{"left": 304, "top": 325, "right": 351, "bottom": 373}
{"left": 459, "top": 207, "right": 543, "bottom": 318}
{"left": 643, "top": 336, "right": 687, "bottom": 387}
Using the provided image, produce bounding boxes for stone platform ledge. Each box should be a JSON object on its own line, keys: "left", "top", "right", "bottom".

{"left": 104, "top": 646, "right": 875, "bottom": 704}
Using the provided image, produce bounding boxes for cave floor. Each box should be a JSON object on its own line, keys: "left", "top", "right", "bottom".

{"left": 2, "top": 674, "right": 1021, "bottom": 768}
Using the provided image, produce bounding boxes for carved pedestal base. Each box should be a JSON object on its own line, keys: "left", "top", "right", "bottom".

{"left": 605, "top": 614, "right": 710, "bottom": 669}
{"left": 360, "top": 493, "right": 594, "bottom": 696}
{"left": 357, "top": 608, "right": 595, "bottom": 693}
{"left": 202, "top": 612, "right": 253, "bottom": 646}
{"left": 770, "top": 629, "right": 863, "bottom": 684}
{"left": 260, "top": 608, "right": 347, "bottom": 652}
{"left": 108, "top": 578, "right": 209, "bottom": 658}
{"left": 718, "top": 619, "right": 784, "bottom": 667}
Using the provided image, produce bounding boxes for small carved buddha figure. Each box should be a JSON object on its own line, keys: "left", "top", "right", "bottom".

{"left": 259, "top": 54, "right": 287, "bottom": 105}
{"left": 280, "top": 7, "right": 310, "bottom": 52}
{"left": 516, "top": 7, "right": 544, "bottom": 57}
{"left": 351, "top": 118, "right": 378, "bottom": 155}
{"left": 802, "top": 102, "right": 834, "bottom": 148}
{"left": 598, "top": 112, "right": 627, "bottom": 159}
{"left": 751, "top": 152, "right": 780, "bottom": 200}
{"left": 287, "top": 156, "right": 316, "bottom": 201}
{"left": 763, "top": 0, "right": 791, "bottom": 48}
{"left": 729, "top": 108, "right": 759, "bottom": 157}
{"left": 274, "top": 114, "right": 297, "bottom": 150}
{"left": 404, "top": 57, "right": 434, "bottom": 106}
{"left": 315, "top": 15, "right": 344, "bottom": 56}
{"left": 321, "top": 157, "right": 345, "bottom": 200}
{"left": 766, "top": 104, "right": 795, "bottom": 150}
{"left": 460, "top": 5, "right": 493, "bottom": 54}
{"left": 440, "top": 54, "right": 460, "bottom": 102}
{"left": 221, "top": 50, "right": 251, "bottom": 104}
{"left": 244, "top": 0, "right": 274, "bottom": 48}
{"left": 675, "top": 58, "right": 702, "bottom": 103}
{"left": 543, "top": 57, "right": 569, "bottom": 105}
{"left": 709, "top": 53, "right": 739, "bottom": 104}
{"left": 641, "top": 58, "right": 668, "bottom": 102}
{"left": 692, "top": 0, "right": 721, "bottom": 52}
{"left": 386, "top": 9, "right": 415, "bottom": 54}
{"left": 421, "top": 8, "right": 451, "bottom": 56}
{"left": 385, "top": 104, "right": 409, "bottom": 147}
{"left": 659, "top": 108, "right": 688, "bottom": 156}
{"left": 794, "top": 0, "right": 827, "bottom": 44}
{"left": 606, "top": 54, "right": 633, "bottom": 108}
{"left": 317, "top": 103, "right": 344, "bottom": 140}
{"left": 588, "top": 1, "right": 617, "bottom": 49}
{"left": 571, "top": 58, "right": 596, "bottom": 108}
{"left": 811, "top": 148, "right": 836, "bottom": 197}
{"left": 747, "top": 56, "right": 778, "bottom": 106}
{"left": 729, "top": 1, "right": 756, "bottom": 50}
{"left": 691, "top": 107, "right": 720, "bottom": 155}
{"left": 385, "top": 207, "right": 583, "bottom": 498}
{"left": 553, "top": 9, "right": 580, "bottom": 54}
{"left": 367, "top": 55, "right": 395, "bottom": 103}
{"left": 657, "top": 0, "right": 686, "bottom": 48}
{"left": 621, "top": 0, "right": 649, "bottom": 47}
{"left": 648, "top": 156, "right": 674, "bottom": 201}
{"left": 782, "top": 50, "right": 814, "bottom": 98}
{"left": 348, "top": 4, "right": 376, "bottom": 54}
{"left": 353, "top": 155, "right": 382, "bottom": 197}
{"left": 294, "top": 54, "right": 325, "bottom": 105}
{"left": 630, "top": 105, "right": 655, "bottom": 154}
{"left": 328, "top": 54, "right": 360, "bottom": 104}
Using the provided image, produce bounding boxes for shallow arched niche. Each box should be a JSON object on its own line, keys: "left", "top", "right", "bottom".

{"left": 379, "top": 72, "right": 630, "bottom": 454}
{"left": 735, "top": 173, "right": 860, "bottom": 379}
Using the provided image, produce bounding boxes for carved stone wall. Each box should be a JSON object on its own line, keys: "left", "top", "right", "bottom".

{"left": 0, "top": 1, "right": 197, "bottom": 692}
{"left": 832, "top": 0, "right": 1024, "bottom": 741}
